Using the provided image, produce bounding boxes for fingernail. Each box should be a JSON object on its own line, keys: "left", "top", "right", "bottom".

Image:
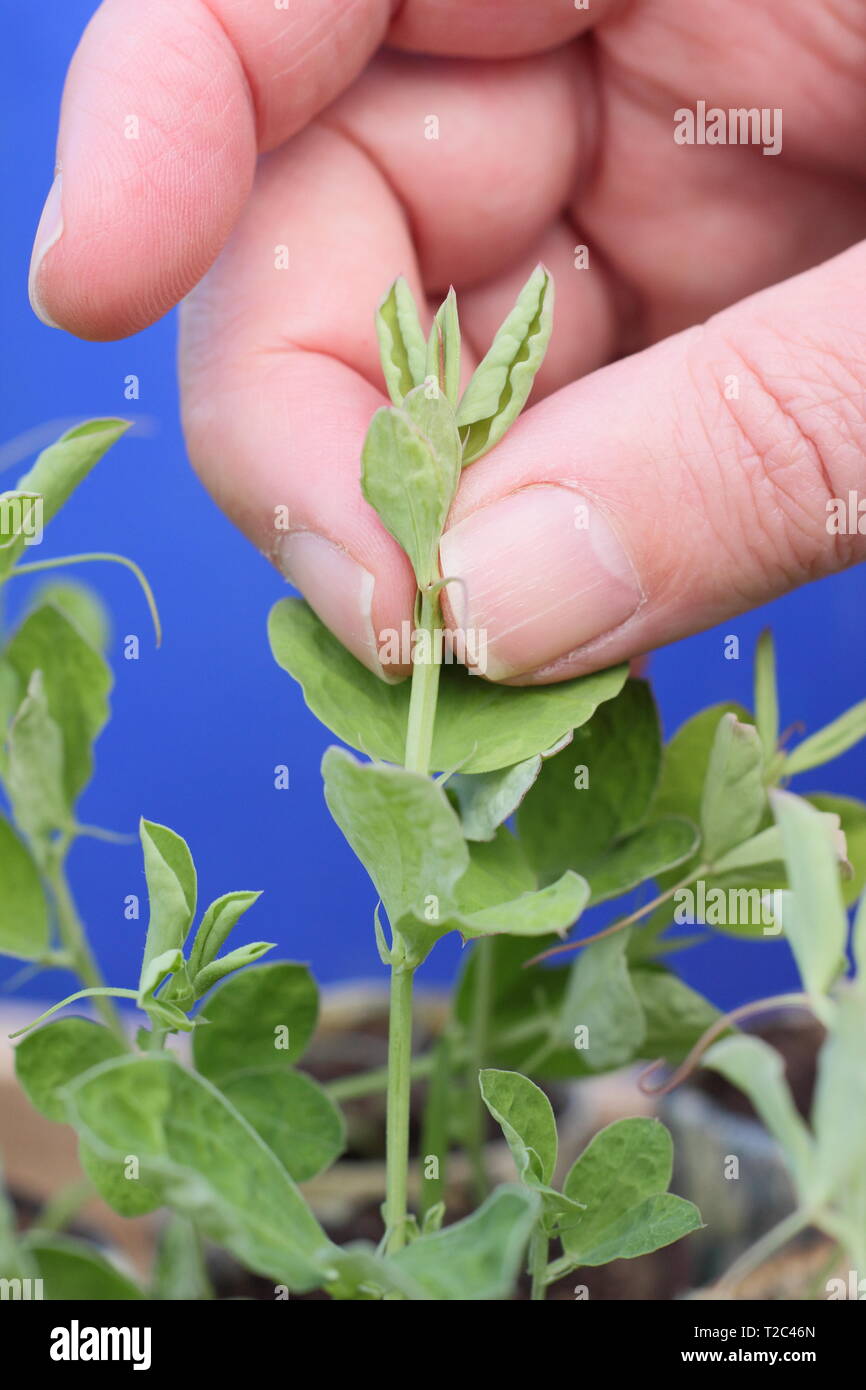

{"left": 278, "top": 532, "right": 393, "bottom": 681}
{"left": 28, "top": 173, "right": 64, "bottom": 329}
{"left": 439, "top": 485, "right": 642, "bottom": 680}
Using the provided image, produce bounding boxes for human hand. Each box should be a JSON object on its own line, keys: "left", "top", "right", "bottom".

{"left": 29, "top": 0, "right": 866, "bottom": 682}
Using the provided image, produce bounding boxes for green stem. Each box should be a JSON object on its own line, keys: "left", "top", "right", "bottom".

{"left": 384, "top": 964, "right": 415, "bottom": 1253}
{"left": 529, "top": 1226, "right": 549, "bottom": 1301}
{"left": 418, "top": 1029, "right": 452, "bottom": 1219}
{"left": 716, "top": 1208, "right": 810, "bottom": 1294}
{"left": 50, "top": 854, "right": 126, "bottom": 1041}
{"left": 9, "top": 988, "right": 138, "bottom": 1038}
{"left": 326, "top": 1003, "right": 564, "bottom": 1103}
{"left": 30, "top": 1178, "right": 93, "bottom": 1236}
{"left": 326, "top": 1052, "right": 434, "bottom": 1103}
{"left": 403, "top": 588, "right": 441, "bottom": 775}
{"left": 466, "top": 935, "right": 494, "bottom": 1201}
{"left": 383, "top": 583, "right": 443, "bottom": 1253}
{"left": 11, "top": 550, "right": 162, "bottom": 647}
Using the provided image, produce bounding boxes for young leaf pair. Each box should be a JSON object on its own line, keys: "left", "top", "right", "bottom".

{"left": 364, "top": 266, "right": 553, "bottom": 591}
{"left": 10, "top": 817, "right": 272, "bottom": 1041}
{"left": 480, "top": 1071, "right": 700, "bottom": 1292}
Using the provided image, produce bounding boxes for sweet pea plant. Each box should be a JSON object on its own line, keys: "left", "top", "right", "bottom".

{"left": 2, "top": 271, "right": 866, "bottom": 1300}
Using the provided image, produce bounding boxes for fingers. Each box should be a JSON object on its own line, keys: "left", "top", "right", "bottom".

{"left": 388, "top": 0, "right": 609, "bottom": 57}
{"left": 579, "top": 11, "right": 866, "bottom": 344}
{"left": 30, "top": 0, "right": 390, "bottom": 338}
{"left": 320, "top": 47, "right": 586, "bottom": 292}
{"left": 439, "top": 242, "right": 866, "bottom": 683}
{"left": 29, "top": 0, "right": 598, "bottom": 340}
{"left": 179, "top": 50, "right": 595, "bottom": 677}
{"left": 179, "top": 125, "right": 421, "bottom": 679}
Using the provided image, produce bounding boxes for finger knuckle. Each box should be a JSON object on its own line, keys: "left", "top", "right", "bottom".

{"left": 699, "top": 322, "right": 866, "bottom": 584}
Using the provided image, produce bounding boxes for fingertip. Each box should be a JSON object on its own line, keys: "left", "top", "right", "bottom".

{"left": 277, "top": 530, "right": 410, "bottom": 683}
{"left": 28, "top": 174, "right": 64, "bottom": 330}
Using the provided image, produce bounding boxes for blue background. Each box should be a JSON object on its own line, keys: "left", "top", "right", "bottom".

{"left": 1, "top": 1, "right": 864, "bottom": 1014}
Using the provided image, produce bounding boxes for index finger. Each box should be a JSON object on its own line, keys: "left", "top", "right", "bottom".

{"left": 29, "top": 0, "right": 597, "bottom": 339}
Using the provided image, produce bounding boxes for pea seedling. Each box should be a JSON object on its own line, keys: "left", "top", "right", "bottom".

{"left": 2, "top": 278, "right": 866, "bottom": 1299}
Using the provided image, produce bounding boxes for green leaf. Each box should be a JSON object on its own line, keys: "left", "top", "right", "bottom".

{"left": 4, "top": 603, "right": 112, "bottom": 805}
{"left": 448, "top": 756, "right": 542, "bottom": 842}
{"left": 13, "top": 1019, "right": 158, "bottom": 1218}
{"left": 453, "top": 829, "right": 536, "bottom": 912}
{"left": 219, "top": 1068, "right": 345, "bottom": 1182}
{"left": 269, "top": 597, "right": 626, "bottom": 774}
{"left": 361, "top": 390, "right": 461, "bottom": 586}
{"left": 187, "top": 890, "right": 262, "bottom": 978}
{"left": 784, "top": 699, "right": 866, "bottom": 776}
{"left": 0, "top": 660, "right": 21, "bottom": 767}
{"left": 25, "top": 1235, "right": 144, "bottom": 1300}
{"left": 770, "top": 790, "right": 848, "bottom": 998}
{"left": 456, "top": 265, "right": 553, "bottom": 465}
{"left": 558, "top": 1192, "right": 702, "bottom": 1271}
{"left": 14, "top": 1017, "right": 126, "bottom": 1123}
{"left": 79, "top": 1142, "right": 163, "bottom": 1217}
{"left": 145, "top": 997, "right": 195, "bottom": 1033}
{"left": 138, "top": 819, "right": 197, "bottom": 996}
{"left": 0, "top": 419, "right": 129, "bottom": 578}
{"left": 0, "top": 813, "right": 50, "bottom": 960}
{"left": 711, "top": 807, "right": 849, "bottom": 884}
{"left": 517, "top": 681, "right": 696, "bottom": 898}
{"left": 584, "top": 818, "right": 699, "bottom": 904}
{"left": 25, "top": 579, "right": 110, "bottom": 653}
{"left": 426, "top": 286, "right": 461, "bottom": 406}
{"left": 375, "top": 276, "right": 428, "bottom": 405}
{"left": 452, "top": 936, "right": 586, "bottom": 1081}
{"left": 324, "top": 751, "right": 587, "bottom": 962}
{"left": 323, "top": 747, "right": 468, "bottom": 931}
{"left": 391, "top": 1186, "right": 540, "bottom": 1299}
{"left": 192, "top": 962, "right": 319, "bottom": 1084}
{"left": 138, "top": 947, "right": 184, "bottom": 1005}
{"left": 700, "top": 713, "right": 765, "bottom": 865}
{"left": 0, "top": 490, "right": 43, "bottom": 568}
{"left": 64, "top": 1054, "right": 333, "bottom": 1291}
{"left": 807, "top": 793, "right": 866, "bottom": 906}
{"left": 561, "top": 1117, "right": 701, "bottom": 1266}
{"left": 710, "top": 825, "right": 785, "bottom": 876}
{"left": 702, "top": 1033, "right": 815, "bottom": 1194}
{"left": 651, "top": 702, "right": 751, "bottom": 884}
{"left": 813, "top": 987, "right": 866, "bottom": 1199}
{"left": 754, "top": 629, "right": 779, "bottom": 766}
{"left": 559, "top": 933, "right": 646, "bottom": 1070}
{"left": 192, "top": 941, "right": 276, "bottom": 998}
{"left": 452, "top": 870, "right": 589, "bottom": 947}
{"left": 6, "top": 670, "right": 69, "bottom": 843}
{"left": 630, "top": 968, "right": 721, "bottom": 1064}
{"left": 479, "top": 1069, "right": 557, "bottom": 1185}
{"left": 324, "top": 1245, "right": 426, "bottom": 1301}
{"left": 520, "top": 680, "right": 663, "bottom": 868}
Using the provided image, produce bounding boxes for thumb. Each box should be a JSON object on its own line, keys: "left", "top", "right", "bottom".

{"left": 440, "top": 243, "right": 866, "bottom": 684}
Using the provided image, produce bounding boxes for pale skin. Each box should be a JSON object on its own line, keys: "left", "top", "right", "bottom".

{"left": 29, "top": 0, "right": 866, "bottom": 683}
